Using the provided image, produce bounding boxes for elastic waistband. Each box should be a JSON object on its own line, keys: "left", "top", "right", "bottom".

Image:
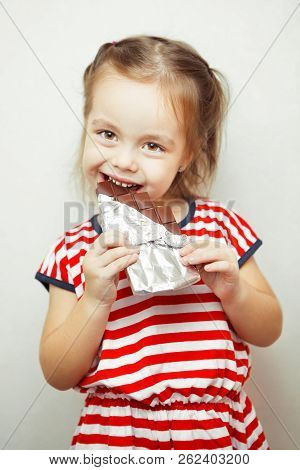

{"left": 85, "top": 387, "right": 241, "bottom": 412}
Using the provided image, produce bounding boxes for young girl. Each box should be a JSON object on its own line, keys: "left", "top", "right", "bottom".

{"left": 35, "top": 35, "right": 282, "bottom": 450}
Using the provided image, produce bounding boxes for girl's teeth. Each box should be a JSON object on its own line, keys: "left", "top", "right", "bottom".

{"left": 108, "top": 176, "right": 137, "bottom": 188}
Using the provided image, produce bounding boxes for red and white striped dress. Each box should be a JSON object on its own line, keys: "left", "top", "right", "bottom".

{"left": 35, "top": 198, "right": 270, "bottom": 450}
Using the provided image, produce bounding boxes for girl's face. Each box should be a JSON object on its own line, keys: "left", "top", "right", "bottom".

{"left": 82, "top": 73, "right": 188, "bottom": 204}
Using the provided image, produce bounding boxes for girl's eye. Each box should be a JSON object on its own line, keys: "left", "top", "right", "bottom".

{"left": 96, "top": 130, "right": 165, "bottom": 153}
{"left": 143, "top": 142, "right": 165, "bottom": 153}
{"left": 97, "top": 130, "right": 116, "bottom": 141}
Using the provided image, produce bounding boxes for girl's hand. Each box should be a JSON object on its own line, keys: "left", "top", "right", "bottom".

{"left": 179, "top": 238, "right": 241, "bottom": 304}
{"left": 82, "top": 229, "right": 140, "bottom": 307}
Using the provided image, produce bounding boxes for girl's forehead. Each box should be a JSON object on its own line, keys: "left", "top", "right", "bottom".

{"left": 91, "top": 75, "right": 181, "bottom": 134}
{"left": 93, "top": 74, "right": 165, "bottom": 108}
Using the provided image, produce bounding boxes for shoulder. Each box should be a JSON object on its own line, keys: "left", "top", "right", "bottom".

{"left": 60, "top": 215, "right": 102, "bottom": 296}
{"left": 191, "top": 197, "right": 263, "bottom": 269}
{"left": 35, "top": 215, "right": 101, "bottom": 298}
{"left": 194, "top": 196, "right": 241, "bottom": 215}
{"left": 64, "top": 214, "right": 101, "bottom": 253}
{"left": 193, "top": 197, "right": 258, "bottom": 232}
{"left": 192, "top": 197, "right": 238, "bottom": 228}
{"left": 61, "top": 215, "right": 103, "bottom": 278}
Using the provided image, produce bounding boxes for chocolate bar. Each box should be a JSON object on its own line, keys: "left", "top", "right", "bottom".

{"left": 96, "top": 180, "right": 200, "bottom": 287}
{"left": 96, "top": 180, "right": 182, "bottom": 235}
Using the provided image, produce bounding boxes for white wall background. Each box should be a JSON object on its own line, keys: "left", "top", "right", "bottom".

{"left": 0, "top": 0, "right": 299, "bottom": 450}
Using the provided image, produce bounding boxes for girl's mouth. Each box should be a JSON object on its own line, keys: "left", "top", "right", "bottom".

{"left": 98, "top": 172, "right": 145, "bottom": 193}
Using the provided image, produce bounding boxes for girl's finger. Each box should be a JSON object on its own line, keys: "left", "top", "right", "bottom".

{"left": 181, "top": 249, "right": 211, "bottom": 265}
{"left": 204, "top": 261, "right": 230, "bottom": 272}
{"left": 179, "top": 238, "right": 214, "bottom": 257}
{"left": 101, "top": 253, "right": 139, "bottom": 280}
{"left": 99, "top": 245, "right": 140, "bottom": 267}
{"left": 94, "top": 230, "right": 129, "bottom": 255}
{"left": 183, "top": 247, "right": 227, "bottom": 265}
{"left": 179, "top": 244, "right": 194, "bottom": 256}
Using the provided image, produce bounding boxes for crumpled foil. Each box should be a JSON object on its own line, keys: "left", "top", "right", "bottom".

{"left": 97, "top": 193, "right": 201, "bottom": 295}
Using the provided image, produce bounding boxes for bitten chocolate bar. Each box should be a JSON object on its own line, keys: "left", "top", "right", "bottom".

{"left": 96, "top": 180, "right": 201, "bottom": 294}
{"left": 96, "top": 180, "right": 181, "bottom": 235}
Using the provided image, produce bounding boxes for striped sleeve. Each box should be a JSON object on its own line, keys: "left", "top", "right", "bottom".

{"left": 220, "top": 206, "right": 263, "bottom": 268}
{"left": 34, "top": 234, "right": 75, "bottom": 293}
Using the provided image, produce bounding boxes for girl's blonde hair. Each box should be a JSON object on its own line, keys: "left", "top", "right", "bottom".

{"left": 70, "top": 35, "right": 230, "bottom": 205}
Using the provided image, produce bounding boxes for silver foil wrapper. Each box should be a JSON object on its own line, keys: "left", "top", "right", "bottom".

{"left": 97, "top": 193, "right": 201, "bottom": 295}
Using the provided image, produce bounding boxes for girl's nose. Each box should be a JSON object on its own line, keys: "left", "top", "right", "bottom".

{"left": 111, "top": 152, "right": 138, "bottom": 172}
